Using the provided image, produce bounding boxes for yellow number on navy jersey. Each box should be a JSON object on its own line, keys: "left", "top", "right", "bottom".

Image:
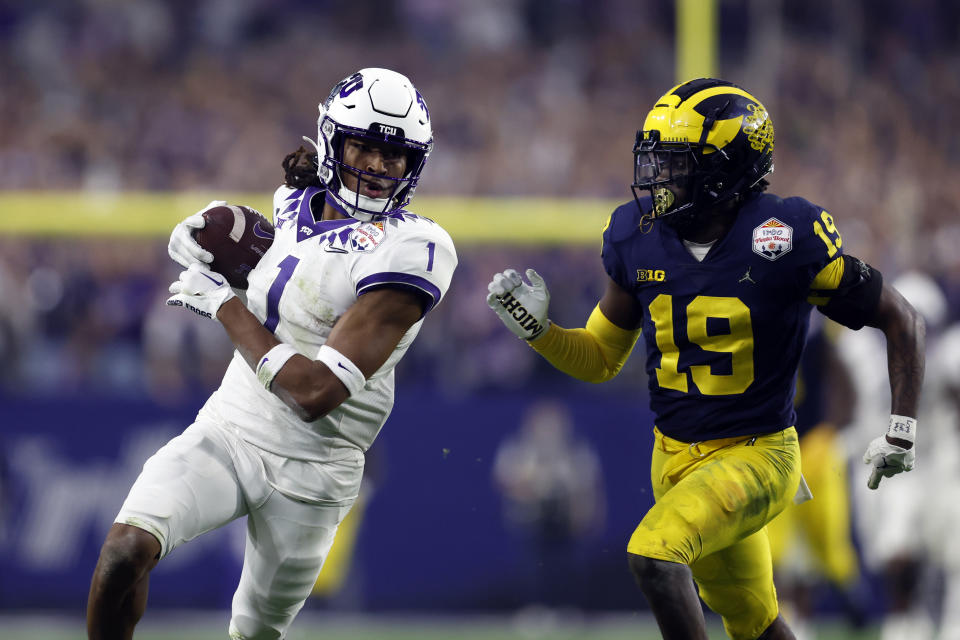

{"left": 812, "top": 210, "right": 842, "bottom": 258}
{"left": 650, "top": 294, "right": 755, "bottom": 396}
{"left": 651, "top": 294, "right": 688, "bottom": 392}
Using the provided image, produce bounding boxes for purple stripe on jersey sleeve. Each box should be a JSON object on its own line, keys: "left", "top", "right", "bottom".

{"left": 356, "top": 272, "right": 442, "bottom": 313}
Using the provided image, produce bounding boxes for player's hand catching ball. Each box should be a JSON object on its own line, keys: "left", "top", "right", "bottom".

{"left": 487, "top": 268, "right": 550, "bottom": 340}
{"left": 167, "top": 200, "right": 224, "bottom": 268}
{"left": 166, "top": 263, "right": 236, "bottom": 321}
{"left": 863, "top": 415, "right": 917, "bottom": 489}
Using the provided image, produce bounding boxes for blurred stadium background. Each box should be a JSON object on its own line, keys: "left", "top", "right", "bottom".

{"left": 1, "top": 0, "right": 958, "bottom": 638}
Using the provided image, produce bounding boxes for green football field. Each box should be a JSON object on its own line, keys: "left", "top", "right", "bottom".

{"left": 0, "top": 611, "right": 881, "bottom": 639}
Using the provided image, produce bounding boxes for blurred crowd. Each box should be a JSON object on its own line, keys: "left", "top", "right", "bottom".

{"left": 1, "top": 0, "right": 960, "bottom": 399}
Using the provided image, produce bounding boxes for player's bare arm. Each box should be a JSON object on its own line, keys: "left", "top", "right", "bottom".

{"left": 865, "top": 281, "right": 926, "bottom": 442}
{"left": 217, "top": 288, "right": 424, "bottom": 421}
{"left": 837, "top": 276, "right": 925, "bottom": 489}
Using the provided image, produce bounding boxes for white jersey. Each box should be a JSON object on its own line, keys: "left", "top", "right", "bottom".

{"left": 918, "top": 324, "right": 960, "bottom": 569}
{"left": 839, "top": 321, "right": 960, "bottom": 569}
{"left": 200, "top": 185, "right": 457, "bottom": 500}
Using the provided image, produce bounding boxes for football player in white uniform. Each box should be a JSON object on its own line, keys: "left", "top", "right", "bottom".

{"left": 87, "top": 68, "right": 457, "bottom": 640}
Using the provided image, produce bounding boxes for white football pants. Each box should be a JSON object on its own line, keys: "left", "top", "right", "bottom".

{"left": 115, "top": 419, "right": 355, "bottom": 639}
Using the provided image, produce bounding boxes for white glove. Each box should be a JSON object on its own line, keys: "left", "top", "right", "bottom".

{"left": 167, "top": 200, "right": 223, "bottom": 267}
{"left": 166, "top": 263, "right": 236, "bottom": 321}
{"left": 863, "top": 415, "right": 917, "bottom": 489}
{"left": 486, "top": 268, "right": 550, "bottom": 340}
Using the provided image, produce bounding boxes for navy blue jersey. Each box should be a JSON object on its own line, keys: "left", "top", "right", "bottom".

{"left": 601, "top": 192, "right": 843, "bottom": 441}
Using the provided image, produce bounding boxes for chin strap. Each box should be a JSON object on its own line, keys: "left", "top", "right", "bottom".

{"left": 336, "top": 183, "right": 390, "bottom": 221}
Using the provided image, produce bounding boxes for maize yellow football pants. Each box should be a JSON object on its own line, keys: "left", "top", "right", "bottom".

{"left": 628, "top": 427, "right": 801, "bottom": 640}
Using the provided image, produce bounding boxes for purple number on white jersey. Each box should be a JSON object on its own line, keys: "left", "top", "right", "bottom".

{"left": 264, "top": 255, "right": 300, "bottom": 332}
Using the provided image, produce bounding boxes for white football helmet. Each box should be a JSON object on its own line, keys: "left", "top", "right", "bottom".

{"left": 303, "top": 68, "right": 433, "bottom": 221}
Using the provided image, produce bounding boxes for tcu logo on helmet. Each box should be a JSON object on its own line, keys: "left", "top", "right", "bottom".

{"left": 416, "top": 91, "right": 430, "bottom": 122}
{"left": 338, "top": 73, "right": 363, "bottom": 98}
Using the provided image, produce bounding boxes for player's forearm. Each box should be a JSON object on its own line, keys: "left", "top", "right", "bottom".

{"left": 216, "top": 298, "right": 347, "bottom": 420}
{"left": 884, "top": 320, "right": 925, "bottom": 419}
{"left": 217, "top": 298, "right": 282, "bottom": 371}
{"left": 868, "top": 285, "right": 926, "bottom": 419}
{"left": 529, "top": 306, "right": 640, "bottom": 383}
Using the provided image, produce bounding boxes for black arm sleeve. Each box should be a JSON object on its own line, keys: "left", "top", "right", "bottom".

{"left": 813, "top": 255, "right": 883, "bottom": 330}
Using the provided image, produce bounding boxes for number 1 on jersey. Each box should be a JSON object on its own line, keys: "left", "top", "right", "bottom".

{"left": 264, "top": 255, "right": 300, "bottom": 332}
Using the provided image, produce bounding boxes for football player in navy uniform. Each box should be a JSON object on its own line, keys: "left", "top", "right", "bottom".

{"left": 487, "top": 78, "right": 924, "bottom": 640}
{"left": 87, "top": 68, "right": 457, "bottom": 639}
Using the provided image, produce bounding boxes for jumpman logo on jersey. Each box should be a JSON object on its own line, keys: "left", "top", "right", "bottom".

{"left": 739, "top": 267, "right": 756, "bottom": 284}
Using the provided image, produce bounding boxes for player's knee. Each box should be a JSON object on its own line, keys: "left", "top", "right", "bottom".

{"left": 628, "top": 553, "right": 690, "bottom": 597}
{"left": 230, "top": 586, "right": 305, "bottom": 640}
{"left": 229, "top": 614, "right": 285, "bottom": 640}
{"left": 628, "top": 552, "right": 655, "bottom": 583}
{"left": 754, "top": 614, "right": 793, "bottom": 640}
{"left": 95, "top": 524, "right": 160, "bottom": 585}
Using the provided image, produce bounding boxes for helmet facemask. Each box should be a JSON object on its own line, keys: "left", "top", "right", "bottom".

{"left": 303, "top": 68, "right": 433, "bottom": 222}
{"left": 319, "top": 118, "right": 429, "bottom": 220}
{"left": 632, "top": 132, "right": 725, "bottom": 232}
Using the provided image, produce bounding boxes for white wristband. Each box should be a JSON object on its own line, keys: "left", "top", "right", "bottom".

{"left": 887, "top": 414, "right": 917, "bottom": 445}
{"left": 256, "top": 344, "right": 299, "bottom": 390}
{"left": 316, "top": 344, "right": 366, "bottom": 397}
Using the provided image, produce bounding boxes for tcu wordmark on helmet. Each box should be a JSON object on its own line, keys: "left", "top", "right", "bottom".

{"left": 303, "top": 67, "right": 433, "bottom": 221}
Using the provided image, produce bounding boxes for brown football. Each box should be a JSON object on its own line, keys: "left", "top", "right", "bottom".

{"left": 192, "top": 205, "right": 275, "bottom": 289}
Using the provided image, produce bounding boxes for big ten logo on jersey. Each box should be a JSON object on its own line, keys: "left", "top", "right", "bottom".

{"left": 637, "top": 268, "right": 666, "bottom": 283}
{"left": 350, "top": 221, "right": 386, "bottom": 252}
{"left": 752, "top": 217, "right": 793, "bottom": 261}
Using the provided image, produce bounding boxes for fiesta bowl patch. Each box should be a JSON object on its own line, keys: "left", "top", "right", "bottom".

{"left": 349, "top": 222, "right": 385, "bottom": 252}
{"left": 752, "top": 217, "right": 793, "bottom": 261}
